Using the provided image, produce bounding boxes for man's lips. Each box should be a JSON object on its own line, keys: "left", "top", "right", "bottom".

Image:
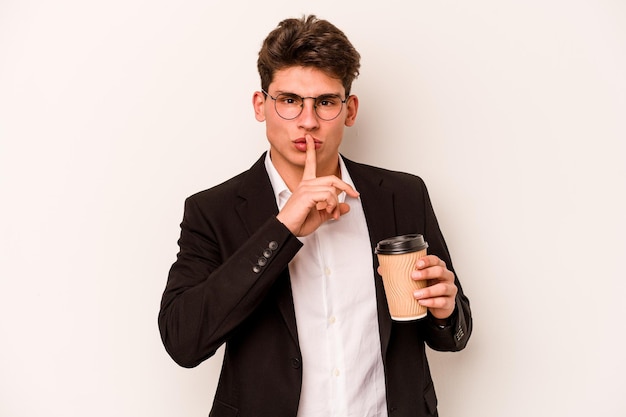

{"left": 294, "top": 138, "right": 321, "bottom": 151}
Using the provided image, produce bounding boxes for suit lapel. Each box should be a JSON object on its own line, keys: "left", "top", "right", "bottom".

{"left": 235, "top": 153, "right": 300, "bottom": 346}
{"left": 344, "top": 157, "right": 396, "bottom": 358}
{"left": 235, "top": 153, "right": 279, "bottom": 235}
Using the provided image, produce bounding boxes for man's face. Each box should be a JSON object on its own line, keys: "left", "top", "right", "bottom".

{"left": 253, "top": 66, "right": 358, "bottom": 181}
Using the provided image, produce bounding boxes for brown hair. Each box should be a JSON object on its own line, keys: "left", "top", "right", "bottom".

{"left": 257, "top": 15, "right": 361, "bottom": 96}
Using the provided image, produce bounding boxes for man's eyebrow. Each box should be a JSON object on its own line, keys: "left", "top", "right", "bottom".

{"left": 274, "top": 90, "right": 343, "bottom": 97}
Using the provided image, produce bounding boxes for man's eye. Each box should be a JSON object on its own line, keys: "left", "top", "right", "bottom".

{"left": 318, "top": 97, "right": 339, "bottom": 106}
{"left": 279, "top": 95, "right": 301, "bottom": 105}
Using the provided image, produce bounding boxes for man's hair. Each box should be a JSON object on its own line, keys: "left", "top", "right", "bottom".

{"left": 257, "top": 15, "right": 361, "bottom": 96}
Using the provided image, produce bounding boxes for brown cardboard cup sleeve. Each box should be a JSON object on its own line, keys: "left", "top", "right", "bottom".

{"left": 375, "top": 234, "right": 429, "bottom": 321}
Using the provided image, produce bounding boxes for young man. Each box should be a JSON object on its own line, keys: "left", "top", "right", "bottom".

{"left": 159, "top": 15, "right": 472, "bottom": 417}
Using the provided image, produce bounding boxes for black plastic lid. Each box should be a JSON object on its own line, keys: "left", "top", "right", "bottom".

{"left": 375, "top": 234, "right": 428, "bottom": 254}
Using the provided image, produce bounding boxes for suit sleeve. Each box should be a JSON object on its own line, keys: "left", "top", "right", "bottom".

{"left": 418, "top": 179, "right": 473, "bottom": 352}
{"left": 158, "top": 196, "right": 302, "bottom": 368}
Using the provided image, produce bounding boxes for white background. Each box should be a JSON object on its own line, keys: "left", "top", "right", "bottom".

{"left": 1, "top": 1, "right": 625, "bottom": 416}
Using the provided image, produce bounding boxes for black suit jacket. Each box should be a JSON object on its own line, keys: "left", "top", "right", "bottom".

{"left": 159, "top": 153, "right": 472, "bottom": 417}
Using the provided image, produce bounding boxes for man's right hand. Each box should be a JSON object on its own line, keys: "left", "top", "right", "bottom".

{"left": 276, "top": 135, "right": 359, "bottom": 237}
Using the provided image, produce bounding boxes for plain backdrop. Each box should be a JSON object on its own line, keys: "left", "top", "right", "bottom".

{"left": 1, "top": 1, "right": 625, "bottom": 416}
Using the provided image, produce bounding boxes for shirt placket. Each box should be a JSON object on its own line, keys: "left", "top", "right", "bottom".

{"left": 317, "top": 224, "right": 347, "bottom": 416}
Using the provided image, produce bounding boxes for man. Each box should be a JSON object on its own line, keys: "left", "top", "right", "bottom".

{"left": 159, "top": 15, "right": 472, "bottom": 417}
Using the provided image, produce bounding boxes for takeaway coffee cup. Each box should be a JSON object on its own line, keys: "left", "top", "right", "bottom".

{"left": 375, "top": 234, "right": 429, "bottom": 321}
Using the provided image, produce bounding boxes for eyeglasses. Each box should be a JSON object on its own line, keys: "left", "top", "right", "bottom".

{"left": 262, "top": 89, "right": 347, "bottom": 121}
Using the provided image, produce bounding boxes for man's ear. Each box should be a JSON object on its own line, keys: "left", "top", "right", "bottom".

{"left": 344, "top": 95, "right": 359, "bottom": 127}
{"left": 253, "top": 91, "right": 266, "bottom": 122}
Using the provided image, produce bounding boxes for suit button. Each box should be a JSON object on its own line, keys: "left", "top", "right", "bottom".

{"left": 268, "top": 241, "right": 278, "bottom": 250}
{"left": 290, "top": 357, "right": 301, "bottom": 369}
{"left": 262, "top": 249, "right": 272, "bottom": 258}
{"left": 252, "top": 265, "right": 261, "bottom": 273}
{"left": 257, "top": 257, "right": 267, "bottom": 266}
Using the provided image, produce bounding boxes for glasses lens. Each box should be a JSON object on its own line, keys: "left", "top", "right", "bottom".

{"left": 274, "top": 94, "right": 303, "bottom": 120}
{"left": 314, "top": 95, "right": 343, "bottom": 121}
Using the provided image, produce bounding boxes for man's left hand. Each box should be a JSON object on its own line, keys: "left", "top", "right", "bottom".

{"left": 410, "top": 255, "right": 457, "bottom": 320}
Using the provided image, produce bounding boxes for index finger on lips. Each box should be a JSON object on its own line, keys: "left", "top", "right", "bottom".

{"left": 302, "top": 134, "right": 317, "bottom": 180}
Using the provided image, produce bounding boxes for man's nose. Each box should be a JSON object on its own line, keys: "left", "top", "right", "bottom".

{"left": 298, "top": 98, "right": 320, "bottom": 126}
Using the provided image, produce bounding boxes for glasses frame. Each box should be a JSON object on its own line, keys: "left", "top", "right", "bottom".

{"left": 261, "top": 89, "right": 348, "bottom": 121}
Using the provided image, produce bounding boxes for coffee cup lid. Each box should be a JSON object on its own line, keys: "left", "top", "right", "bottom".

{"left": 375, "top": 234, "right": 428, "bottom": 254}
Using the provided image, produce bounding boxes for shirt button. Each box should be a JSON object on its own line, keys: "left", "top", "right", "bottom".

{"left": 328, "top": 316, "right": 336, "bottom": 324}
{"left": 324, "top": 266, "right": 331, "bottom": 276}
{"left": 333, "top": 368, "right": 340, "bottom": 377}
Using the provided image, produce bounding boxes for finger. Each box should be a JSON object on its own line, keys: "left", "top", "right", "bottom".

{"left": 315, "top": 194, "right": 351, "bottom": 220}
{"left": 414, "top": 282, "right": 456, "bottom": 300}
{"left": 302, "top": 134, "right": 317, "bottom": 180}
{"left": 307, "top": 179, "right": 357, "bottom": 210}
{"left": 337, "top": 183, "right": 360, "bottom": 199}
{"left": 417, "top": 296, "right": 455, "bottom": 311}
{"left": 415, "top": 255, "right": 446, "bottom": 270}
{"left": 336, "top": 202, "right": 351, "bottom": 218}
{"left": 411, "top": 263, "right": 454, "bottom": 284}
{"left": 303, "top": 184, "right": 337, "bottom": 211}
{"left": 320, "top": 176, "right": 360, "bottom": 199}
{"left": 322, "top": 201, "right": 351, "bottom": 221}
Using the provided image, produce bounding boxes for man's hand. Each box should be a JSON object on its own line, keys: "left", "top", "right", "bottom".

{"left": 276, "top": 135, "right": 359, "bottom": 236}
{"left": 411, "top": 255, "right": 458, "bottom": 320}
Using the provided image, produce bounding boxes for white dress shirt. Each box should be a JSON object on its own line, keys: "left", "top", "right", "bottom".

{"left": 265, "top": 152, "right": 388, "bottom": 417}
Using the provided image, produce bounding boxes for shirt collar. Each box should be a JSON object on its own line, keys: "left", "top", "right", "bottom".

{"left": 264, "top": 151, "right": 357, "bottom": 211}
